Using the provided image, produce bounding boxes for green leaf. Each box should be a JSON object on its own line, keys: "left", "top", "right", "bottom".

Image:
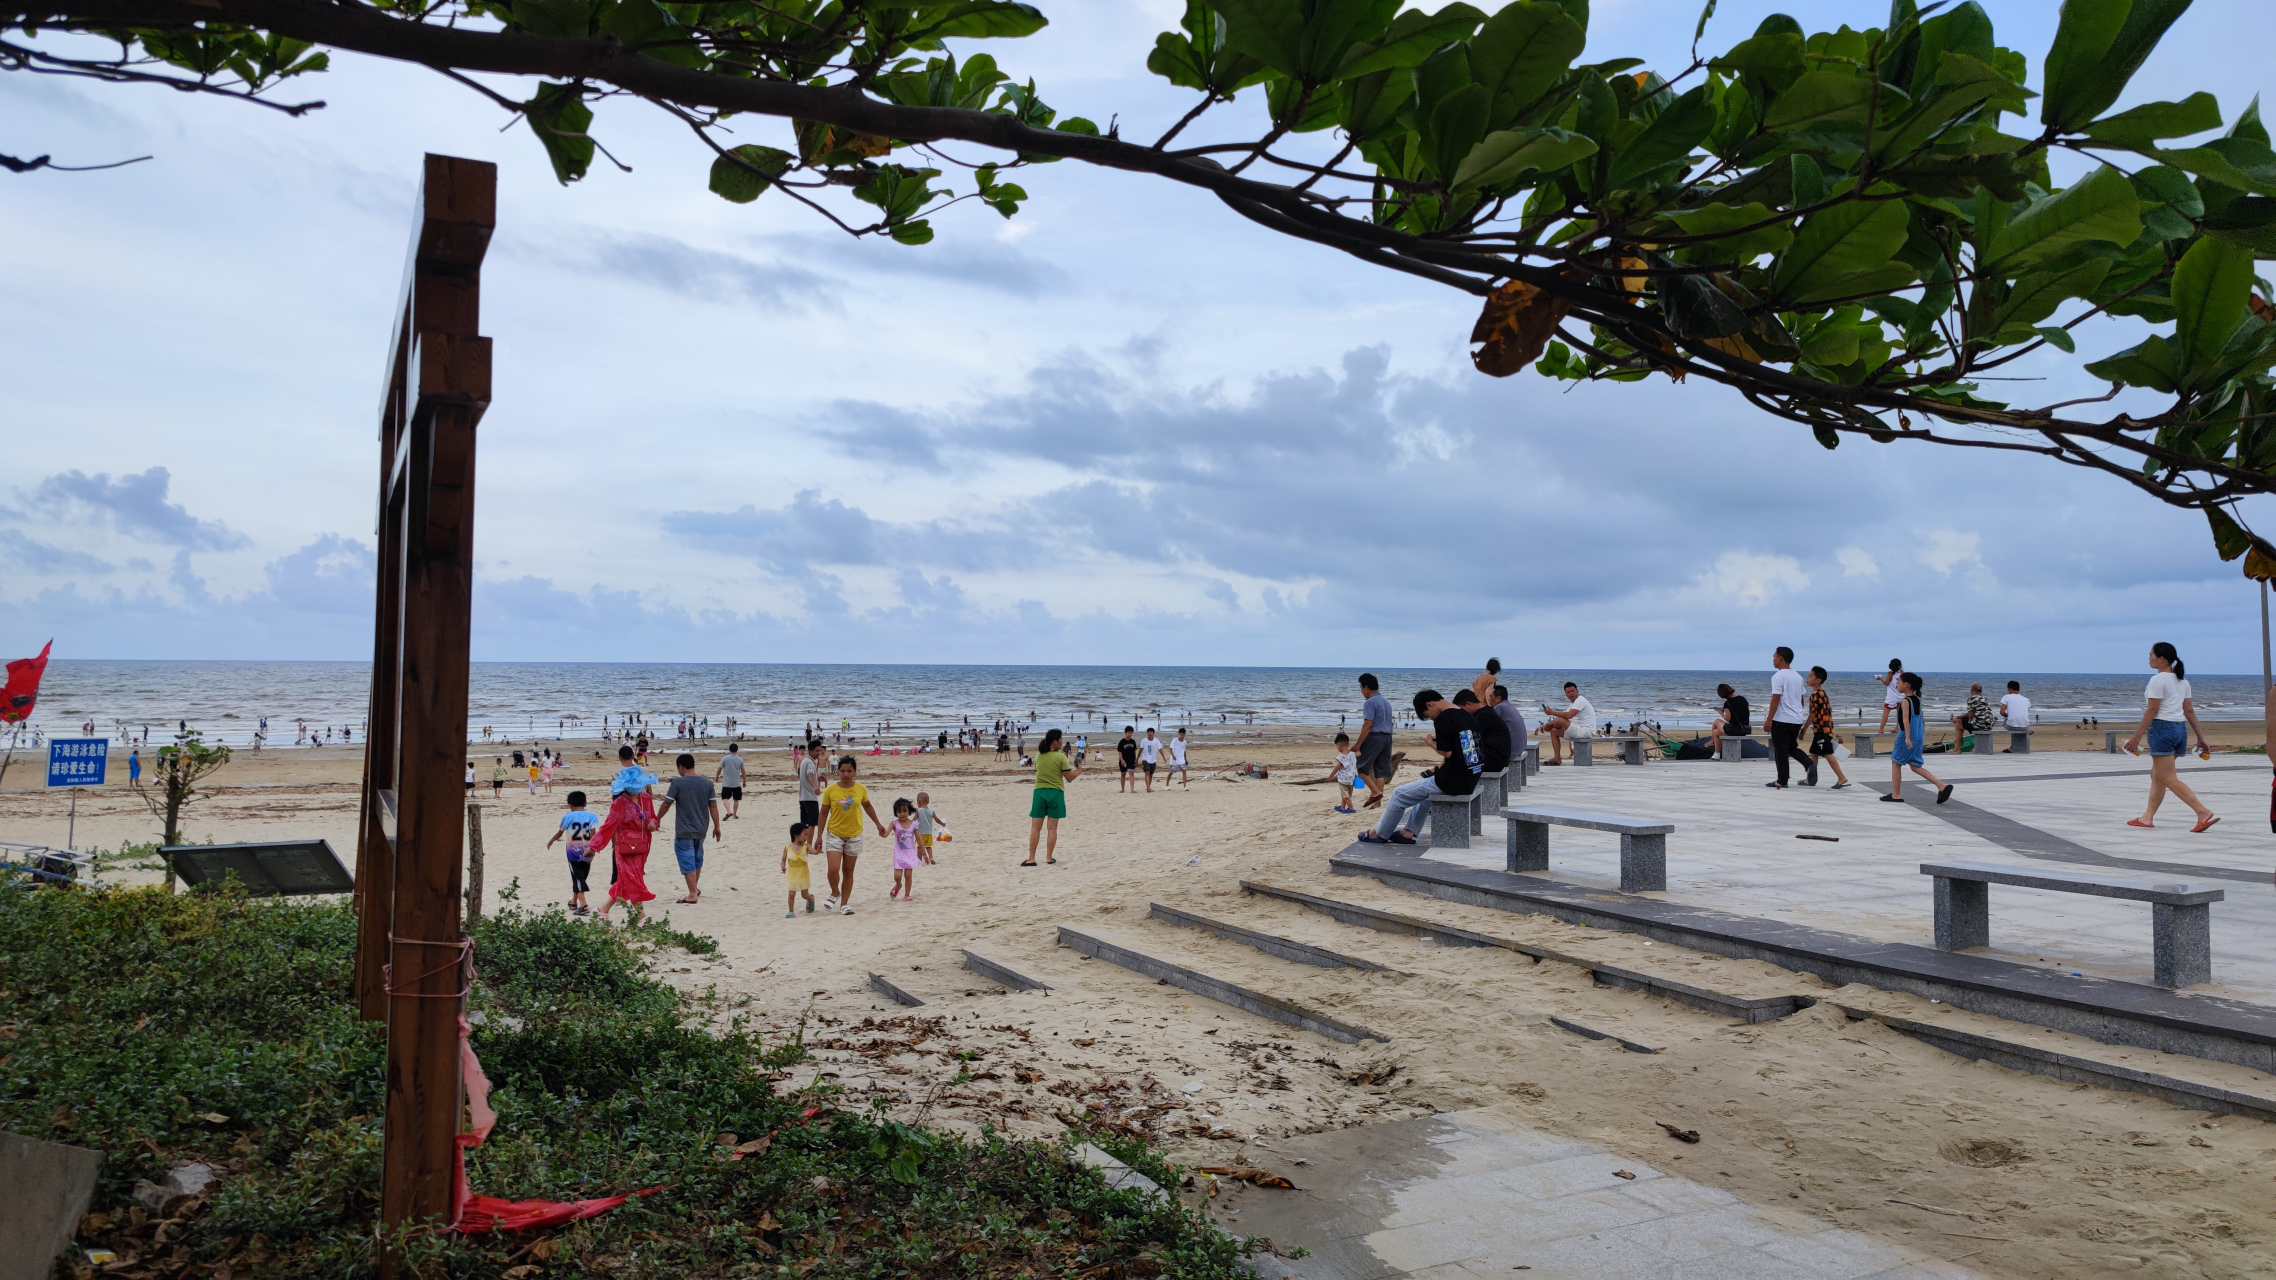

{"left": 2040, "top": 0, "right": 2194, "bottom": 132}
{"left": 1990, "top": 258, "right": 2114, "bottom": 330}
{"left": 1337, "top": 67, "right": 1417, "bottom": 143}
{"left": 2033, "top": 325, "right": 2079, "bottom": 352}
{"left": 2083, "top": 92, "right": 2222, "bottom": 147}
{"left": 1983, "top": 164, "right": 2142, "bottom": 267}
{"left": 2084, "top": 333, "right": 2182, "bottom": 391}
{"left": 890, "top": 220, "right": 936, "bottom": 245}
{"left": 1426, "top": 82, "right": 1492, "bottom": 182}
{"left": 919, "top": 1, "right": 1049, "bottom": 41}
{"left": 1770, "top": 198, "right": 1915, "bottom": 306}
{"left": 1148, "top": 2, "right": 1272, "bottom": 95}
{"left": 1468, "top": 1, "right": 1588, "bottom": 124}
{"left": 1709, "top": 31, "right": 1803, "bottom": 89}
{"left": 1761, "top": 63, "right": 1879, "bottom": 131}
{"left": 1664, "top": 201, "right": 1794, "bottom": 264}
{"left": 1873, "top": 51, "right": 2033, "bottom": 163}
{"left": 1603, "top": 85, "right": 1715, "bottom": 190}
{"left": 2206, "top": 505, "right": 2254, "bottom": 561}
{"left": 2204, "top": 195, "right": 2276, "bottom": 253}
{"left": 707, "top": 145, "right": 793, "bottom": 203}
{"left": 1336, "top": 4, "right": 1485, "bottom": 80}
{"left": 1451, "top": 126, "right": 1597, "bottom": 193}
{"left": 2171, "top": 234, "right": 2255, "bottom": 383}
{"left": 1218, "top": 0, "right": 1397, "bottom": 83}
{"left": 523, "top": 82, "right": 594, "bottom": 185}
{"left": 2131, "top": 163, "right": 2204, "bottom": 239}
{"left": 1789, "top": 152, "right": 1825, "bottom": 206}
{"left": 1812, "top": 423, "right": 1843, "bottom": 450}
{"left": 2143, "top": 133, "right": 2276, "bottom": 198}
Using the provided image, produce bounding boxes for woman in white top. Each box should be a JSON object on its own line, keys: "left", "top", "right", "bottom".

{"left": 2121, "top": 641, "right": 2216, "bottom": 831}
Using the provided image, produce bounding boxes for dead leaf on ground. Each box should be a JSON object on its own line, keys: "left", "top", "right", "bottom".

{"left": 1196, "top": 1166, "right": 1296, "bottom": 1189}
{"left": 1657, "top": 1122, "right": 1700, "bottom": 1143}
{"left": 1612, "top": 1169, "right": 1637, "bottom": 1180}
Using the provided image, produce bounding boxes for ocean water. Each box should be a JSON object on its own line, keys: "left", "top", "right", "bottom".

{"left": 11, "top": 661, "right": 2265, "bottom": 748}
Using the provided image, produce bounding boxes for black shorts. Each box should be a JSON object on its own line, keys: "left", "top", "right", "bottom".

{"left": 1143, "top": 762, "right": 1156, "bottom": 774}
{"left": 799, "top": 800, "right": 820, "bottom": 826}
{"left": 1119, "top": 761, "right": 1135, "bottom": 773}
{"left": 1355, "top": 734, "right": 1393, "bottom": 779}
{"left": 721, "top": 786, "right": 743, "bottom": 800}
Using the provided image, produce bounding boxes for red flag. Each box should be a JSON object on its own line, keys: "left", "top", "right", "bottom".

{"left": 0, "top": 641, "right": 50, "bottom": 724}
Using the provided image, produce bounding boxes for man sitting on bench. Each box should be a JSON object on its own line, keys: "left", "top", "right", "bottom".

{"left": 1357, "top": 690, "right": 1481, "bottom": 845}
{"left": 1535, "top": 682, "right": 1596, "bottom": 766}
{"left": 1455, "top": 688, "right": 1510, "bottom": 777}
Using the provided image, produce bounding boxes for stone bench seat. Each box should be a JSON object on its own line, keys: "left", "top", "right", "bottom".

{"left": 1425, "top": 789, "right": 1485, "bottom": 850}
{"left": 1571, "top": 734, "right": 1647, "bottom": 766}
{"left": 1475, "top": 767, "right": 1521, "bottom": 813}
{"left": 1504, "top": 806, "right": 1675, "bottom": 894}
{"left": 1854, "top": 727, "right": 2032, "bottom": 758}
{"left": 1922, "top": 859, "right": 2223, "bottom": 988}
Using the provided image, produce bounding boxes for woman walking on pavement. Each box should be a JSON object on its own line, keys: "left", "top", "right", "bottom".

{"left": 1884, "top": 672, "right": 1952, "bottom": 806}
{"left": 2122, "top": 642, "right": 2217, "bottom": 831}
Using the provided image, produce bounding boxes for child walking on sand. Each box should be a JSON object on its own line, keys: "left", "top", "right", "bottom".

{"left": 1331, "top": 733, "right": 1359, "bottom": 814}
{"left": 914, "top": 792, "right": 942, "bottom": 865}
{"left": 1885, "top": 672, "right": 1953, "bottom": 806}
{"left": 783, "top": 821, "right": 817, "bottom": 917}
{"left": 888, "top": 799, "right": 922, "bottom": 901}
{"left": 545, "top": 790, "right": 600, "bottom": 914}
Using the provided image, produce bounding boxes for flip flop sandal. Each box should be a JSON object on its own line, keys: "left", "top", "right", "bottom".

{"left": 2192, "top": 815, "right": 2221, "bottom": 833}
{"left": 2126, "top": 818, "right": 2154, "bottom": 828}
{"left": 1356, "top": 831, "right": 1392, "bottom": 844}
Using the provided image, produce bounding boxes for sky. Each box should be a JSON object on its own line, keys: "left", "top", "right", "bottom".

{"left": 4, "top": 0, "right": 2275, "bottom": 674}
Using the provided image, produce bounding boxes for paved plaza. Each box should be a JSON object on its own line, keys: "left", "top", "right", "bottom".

{"left": 1429, "top": 751, "right": 2274, "bottom": 1002}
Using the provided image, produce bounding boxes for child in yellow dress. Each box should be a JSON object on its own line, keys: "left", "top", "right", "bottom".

{"left": 782, "top": 821, "right": 817, "bottom": 918}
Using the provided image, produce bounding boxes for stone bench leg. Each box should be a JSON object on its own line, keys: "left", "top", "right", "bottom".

{"left": 1623, "top": 738, "right": 1645, "bottom": 765}
{"left": 1427, "top": 796, "right": 1472, "bottom": 850}
{"left": 2010, "top": 732, "right": 2031, "bottom": 755}
{"left": 1524, "top": 744, "right": 1541, "bottom": 776}
{"left": 1573, "top": 739, "right": 1595, "bottom": 766}
{"left": 1721, "top": 739, "right": 1746, "bottom": 763}
{"left": 1619, "top": 833, "right": 1666, "bottom": 893}
{"left": 1506, "top": 820, "right": 1548, "bottom": 873}
{"left": 1852, "top": 732, "right": 1876, "bottom": 759}
{"left": 1479, "top": 771, "right": 1507, "bottom": 812}
{"left": 1471, "top": 795, "right": 1485, "bottom": 836}
{"left": 2106, "top": 730, "right": 2122, "bottom": 754}
{"left": 2152, "top": 902, "right": 2212, "bottom": 988}
{"left": 1933, "top": 877, "right": 1990, "bottom": 951}
{"left": 1508, "top": 760, "right": 1527, "bottom": 791}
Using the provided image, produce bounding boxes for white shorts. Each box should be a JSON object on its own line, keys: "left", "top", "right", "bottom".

{"left": 824, "top": 832, "right": 863, "bottom": 857}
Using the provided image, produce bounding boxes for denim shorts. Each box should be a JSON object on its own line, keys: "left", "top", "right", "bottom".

{"left": 673, "top": 838, "right": 705, "bottom": 874}
{"left": 2147, "top": 719, "right": 2188, "bottom": 757}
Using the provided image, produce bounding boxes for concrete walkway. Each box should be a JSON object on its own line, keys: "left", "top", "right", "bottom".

{"left": 1427, "top": 753, "right": 2276, "bottom": 1002}
{"left": 1233, "top": 1108, "right": 1974, "bottom": 1279}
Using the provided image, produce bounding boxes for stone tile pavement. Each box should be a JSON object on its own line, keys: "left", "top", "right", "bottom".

{"left": 1415, "top": 753, "right": 2275, "bottom": 1000}
{"left": 1233, "top": 1108, "right": 1976, "bottom": 1279}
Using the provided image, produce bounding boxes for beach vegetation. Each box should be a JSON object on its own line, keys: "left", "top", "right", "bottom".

{"left": 11, "top": 0, "right": 2276, "bottom": 561}
{"left": 0, "top": 875, "right": 1258, "bottom": 1277}
{"left": 132, "top": 729, "right": 230, "bottom": 884}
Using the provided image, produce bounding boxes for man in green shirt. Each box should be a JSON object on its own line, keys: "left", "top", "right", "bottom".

{"left": 1022, "top": 728, "right": 1082, "bottom": 866}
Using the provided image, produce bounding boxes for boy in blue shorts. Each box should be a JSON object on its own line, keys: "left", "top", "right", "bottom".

{"left": 544, "top": 790, "right": 599, "bottom": 915}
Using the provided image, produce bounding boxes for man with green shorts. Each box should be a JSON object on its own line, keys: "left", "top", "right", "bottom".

{"left": 1022, "top": 728, "right": 1082, "bottom": 865}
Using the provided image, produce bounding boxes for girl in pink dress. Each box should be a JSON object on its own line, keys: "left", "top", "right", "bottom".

{"left": 887, "top": 799, "right": 921, "bottom": 902}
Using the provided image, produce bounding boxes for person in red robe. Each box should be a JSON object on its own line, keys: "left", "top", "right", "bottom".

{"left": 588, "top": 787, "right": 658, "bottom": 922}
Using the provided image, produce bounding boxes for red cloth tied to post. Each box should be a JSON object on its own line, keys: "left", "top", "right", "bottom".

{"left": 450, "top": 1012, "right": 665, "bottom": 1234}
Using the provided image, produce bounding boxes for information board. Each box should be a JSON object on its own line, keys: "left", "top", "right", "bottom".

{"left": 45, "top": 738, "right": 108, "bottom": 788}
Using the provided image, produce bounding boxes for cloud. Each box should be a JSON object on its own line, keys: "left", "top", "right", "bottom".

{"left": 0, "top": 529, "right": 113, "bottom": 574}
{"left": 1696, "top": 552, "right": 1809, "bottom": 607}
{"left": 1917, "top": 528, "right": 1982, "bottom": 574}
{"left": 1836, "top": 546, "right": 1880, "bottom": 579}
{"left": 573, "top": 230, "right": 839, "bottom": 308}
{"left": 786, "top": 231, "right": 1069, "bottom": 298}
{"left": 28, "top": 467, "right": 247, "bottom": 551}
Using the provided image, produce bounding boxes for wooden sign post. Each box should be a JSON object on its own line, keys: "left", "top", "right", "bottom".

{"left": 350, "top": 153, "right": 495, "bottom": 1245}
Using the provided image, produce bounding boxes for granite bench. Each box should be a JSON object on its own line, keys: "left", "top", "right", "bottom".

{"left": 1716, "top": 732, "right": 1758, "bottom": 762}
{"left": 1523, "top": 742, "right": 1541, "bottom": 775}
{"left": 1425, "top": 789, "right": 1485, "bottom": 850}
{"left": 1505, "top": 806, "right": 1675, "bottom": 894}
{"left": 1921, "top": 860, "right": 2223, "bottom": 988}
{"left": 1850, "top": 727, "right": 2032, "bottom": 758}
{"left": 1476, "top": 768, "right": 1511, "bottom": 812}
{"left": 1572, "top": 735, "right": 1646, "bottom": 766}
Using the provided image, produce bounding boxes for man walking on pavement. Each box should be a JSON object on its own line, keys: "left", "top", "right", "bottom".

{"left": 1764, "top": 646, "right": 1816, "bottom": 789}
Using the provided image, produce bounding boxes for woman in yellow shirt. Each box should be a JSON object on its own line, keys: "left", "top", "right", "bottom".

{"left": 819, "top": 755, "right": 887, "bottom": 913}
{"left": 1023, "top": 728, "right": 1082, "bottom": 866}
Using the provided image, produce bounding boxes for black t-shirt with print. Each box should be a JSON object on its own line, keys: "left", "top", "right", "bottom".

{"left": 1430, "top": 707, "right": 1481, "bottom": 796}
{"left": 1118, "top": 737, "right": 1138, "bottom": 767}
{"left": 1470, "top": 701, "right": 1511, "bottom": 772}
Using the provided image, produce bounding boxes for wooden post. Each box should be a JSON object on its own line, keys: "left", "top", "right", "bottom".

{"left": 353, "top": 155, "right": 494, "bottom": 1248}
{"left": 465, "top": 803, "right": 485, "bottom": 923}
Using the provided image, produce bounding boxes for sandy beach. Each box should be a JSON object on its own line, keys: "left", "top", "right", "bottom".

{"left": 5, "top": 728, "right": 2275, "bottom": 1277}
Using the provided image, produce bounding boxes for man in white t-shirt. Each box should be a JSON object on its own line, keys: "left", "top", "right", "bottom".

{"left": 1998, "top": 681, "right": 2032, "bottom": 739}
{"left": 1764, "top": 646, "right": 1816, "bottom": 788}
{"left": 1166, "top": 728, "right": 1189, "bottom": 788}
{"left": 1137, "top": 727, "right": 1163, "bottom": 792}
{"left": 1535, "top": 682, "right": 1596, "bottom": 765}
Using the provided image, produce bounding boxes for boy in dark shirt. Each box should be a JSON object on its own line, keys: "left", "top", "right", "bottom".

{"left": 1454, "top": 689, "right": 1509, "bottom": 774}
{"left": 1357, "top": 690, "right": 1479, "bottom": 845}
{"left": 1117, "top": 726, "right": 1139, "bottom": 793}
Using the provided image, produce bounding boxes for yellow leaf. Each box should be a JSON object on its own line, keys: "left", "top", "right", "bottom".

{"left": 1470, "top": 280, "right": 1572, "bottom": 377}
{"left": 2244, "top": 545, "right": 2276, "bottom": 580}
